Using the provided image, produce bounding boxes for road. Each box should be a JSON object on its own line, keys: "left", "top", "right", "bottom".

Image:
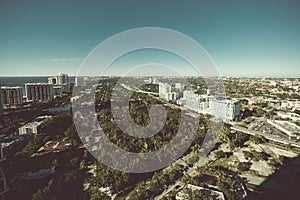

{"left": 119, "top": 83, "right": 216, "bottom": 199}
{"left": 154, "top": 151, "right": 216, "bottom": 200}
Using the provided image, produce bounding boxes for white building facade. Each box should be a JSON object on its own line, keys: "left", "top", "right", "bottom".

{"left": 57, "top": 72, "right": 69, "bottom": 85}
{"left": 177, "top": 90, "right": 240, "bottom": 121}
{"left": 159, "top": 83, "right": 178, "bottom": 101}
{"left": 0, "top": 86, "right": 3, "bottom": 114}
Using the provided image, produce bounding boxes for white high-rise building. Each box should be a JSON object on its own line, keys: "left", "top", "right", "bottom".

{"left": 57, "top": 72, "right": 69, "bottom": 85}
{"left": 25, "top": 83, "right": 54, "bottom": 102}
{"left": 177, "top": 89, "right": 241, "bottom": 121}
{"left": 74, "top": 77, "right": 78, "bottom": 87}
{"left": 1, "top": 86, "right": 23, "bottom": 107}
{"left": 210, "top": 99, "right": 240, "bottom": 121}
{"left": 159, "top": 83, "right": 172, "bottom": 100}
{"left": 178, "top": 90, "right": 210, "bottom": 113}
{"left": 56, "top": 72, "right": 71, "bottom": 93}
{"left": 175, "top": 83, "right": 183, "bottom": 90}
{"left": 48, "top": 77, "right": 57, "bottom": 84}
{"left": 158, "top": 83, "right": 179, "bottom": 101}
{"left": 0, "top": 86, "right": 3, "bottom": 114}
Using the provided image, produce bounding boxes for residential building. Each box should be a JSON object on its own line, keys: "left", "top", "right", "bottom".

{"left": 267, "top": 119, "right": 300, "bottom": 139}
{"left": 0, "top": 86, "right": 3, "bottom": 115}
{"left": 74, "top": 77, "right": 78, "bottom": 87}
{"left": 210, "top": 99, "right": 241, "bottom": 121}
{"left": 48, "top": 77, "right": 57, "bottom": 84}
{"left": 19, "top": 116, "right": 51, "bottom": 135}
{"left": 53, "top": 86, "right": 63, "bottom": 97}
{"left": 1, "top": 86, "right": 23, "bottom": 107}
{"left": 159, "top": 82, "right": 172, "bottom": 100}
{"left": 175, "top": 83, "right": 183, "bottom": 90}
{"left": 281, "top": 101, "right": 300, "bottom": 110}
{"left": 176, "top": 88, "right": 241, "bottom": 121}
{"left": 170, "top": 92, "right": 178, "bottom": 101}
{"left": 177, "top": 90, "right": 212, "bottom": 114}
{"left": 277, "top": 111, "right": 300, "bottom": 122}
{"left": 25, "top": 83, "right": 54, "bottom": 102}
{"left": 57, "top": 72, "right": 69, "bottom": 85}
{"left": 56, "top": 72, "right": 71, "bottom": 93}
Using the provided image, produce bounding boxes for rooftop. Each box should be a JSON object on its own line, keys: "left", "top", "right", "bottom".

{"left": 1, "top": 86, "right": 23, "bottom": 89}
{"left": 25, "top": 83, "right": 53, "bottom": 85}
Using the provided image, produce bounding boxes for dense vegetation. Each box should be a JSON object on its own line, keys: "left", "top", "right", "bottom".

{"left": 88, "top": 78, "right": 209, "bottom": 198}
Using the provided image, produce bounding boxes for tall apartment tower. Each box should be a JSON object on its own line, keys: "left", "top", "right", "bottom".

{"left": 48, "top": 77, "right": 57, "bottom": 84}
{"left": 210, "top": 99, "right": 241, "bottom": 121}
{"left": 25, "top": 83, "right": 54, "bottom": 102}
{"left": 159, "top": 83, "right": 171, "bottom": 100}
{"left": 1, "top": 86, "right": 23, "bottom": 108}
{"left": 0, "top": 85, "right": 3, "bottom": 114}
{"left": 57, "top": 72, "right": 69, "bottom": 85}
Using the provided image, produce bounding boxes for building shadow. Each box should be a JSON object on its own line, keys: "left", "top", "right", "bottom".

{"left": 246, "top": 154, "right": 300, "bottom": 200}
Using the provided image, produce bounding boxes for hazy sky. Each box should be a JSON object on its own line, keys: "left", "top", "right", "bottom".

{"left": 0, "top": 0, "right": 300, "bottom": 77}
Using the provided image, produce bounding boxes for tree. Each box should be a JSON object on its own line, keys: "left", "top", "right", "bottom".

{"left": 215, "top": 150, "right": 227, "bottom": 159}
{"left": 237, "top": 162, "right": 251, "bottom": 171}
{"left": 90, "top": 190, "right": 110, "bottom": 200}
{"left": 64, "top": 171, "right": 77, "bottom": 184}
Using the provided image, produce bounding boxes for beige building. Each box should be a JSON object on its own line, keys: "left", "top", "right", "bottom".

{"left": 1, "top": 86, "right": 23, "bottom": 108}
{"left": 25, "top": 83, "right": 54, "bottom": 102}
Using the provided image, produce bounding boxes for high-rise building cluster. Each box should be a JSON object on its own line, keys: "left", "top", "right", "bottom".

{"left": 25, "top": 83, "right": 54, "bottom": 102}
{"left": 1, "top": 86, "right": 23, "bottom": 108}
{"left": 0, "top": 73, "right": 70, "bottom": 113}
{"left": 48, "top": 72, "right": 70, "bottom": 93}
{"left": 159, "top": 82, "right": 241, "bottom": 121}
{"left": 159, "top": 83, "right": 179, "bottom": 101}
{"left": 0, "top": 85, "right": 3, "bottom": 115}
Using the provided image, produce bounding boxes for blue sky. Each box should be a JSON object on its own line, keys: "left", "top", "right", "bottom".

{"left": 0, "top": 0, "right": 300, "bottom": 77}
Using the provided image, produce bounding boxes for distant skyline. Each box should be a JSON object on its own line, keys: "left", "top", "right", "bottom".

{"left": 0, "top": 0, "right": 300, "bottom": 77}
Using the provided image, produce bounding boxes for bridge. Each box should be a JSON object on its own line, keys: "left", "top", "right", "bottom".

{"left": 231, "top": 125, "right": 300, "bottom": 148}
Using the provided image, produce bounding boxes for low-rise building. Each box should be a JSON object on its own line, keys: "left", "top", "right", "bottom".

{"left": 18, "top": 116, "right": 51, "bottom": 135}
{"left": 36, "top": 140, "right": 71, "bottom": 155}
{"left": 267, "top": 119, "right": 300, "bottom": 139}
{"left": 281, "top": 101, "right": 300, "bottom": 110}
{"left": 277, "top": 111, "right": 300, "bottom": 122}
